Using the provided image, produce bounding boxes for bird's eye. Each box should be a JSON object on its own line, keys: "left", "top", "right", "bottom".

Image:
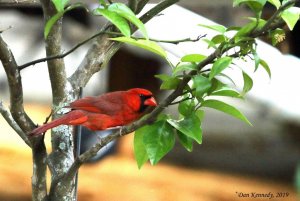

{"left": 139, "top": 94, "right": 144, "bottom": 98}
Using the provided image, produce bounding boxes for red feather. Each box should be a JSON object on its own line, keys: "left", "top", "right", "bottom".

{"left": 29, "top": 88, "right": 157, "bottom": 137}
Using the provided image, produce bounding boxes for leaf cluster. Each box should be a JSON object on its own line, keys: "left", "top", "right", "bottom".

{"left": 43, "top": 0, "right": 300, "bottom": 168}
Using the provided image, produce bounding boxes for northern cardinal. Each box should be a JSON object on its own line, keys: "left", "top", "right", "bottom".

{"left": 29, "top": 88, "right": 157, "bottom": 137}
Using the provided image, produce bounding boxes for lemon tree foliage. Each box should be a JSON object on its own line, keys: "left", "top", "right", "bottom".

{"left": 45, "top": 0, "right": 300, "bottom": 168}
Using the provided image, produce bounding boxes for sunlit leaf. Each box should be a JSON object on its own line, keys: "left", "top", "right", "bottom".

{"left": 242, "top": 71, "right": 253, "bottom": 95}
{"left": 167, "top": 113, "right": 202, "bottom": 144}
{"left": 142, "top": 121, "right": 175, "bottom": 165}
{"left": 173, "top": 63, "right": 198, "bottom": 75}
{"left": 181, "top": 54, "right": 207, "bottom": 62}
{"left": 211, "top": 34, "right": 226, "bottom": 45}
{"left": 233, "top": 0, "right": 267, "bottom": 14}
{"left": 209, "top": 57, "right": 232, "bottom": 80}
{"left": 259, "top": 59, "right": 271, "bottom": 78}
{"left": 211, "top": 89, "right": 242, "bottom": 98}
{"left": 108, "top": 3, "right": 148, "bottom": 39}
{"left": 281, "top": 6, "right": 300, "bottom": 30}
{"left": 201, "top": 99, "right": 252, "bottom": 125}
{"left": 198, "top": 24, "right": 226, "bottom": 33}
{"left": 134, "top": 130, "right": 148, "bottom": 169}
{"left": 44, "top": 3, "right": 86, "bottom": 39}
{"left": 44, "top": 12, "right": 63, "bottom": 39}
{"left": 202, "top": 39, "right": 217, "bottom": 49}
{"left": 193, "top": 74, "right": 212, "bottom": 98}
{"left": 52, "top": 0, "right": 69, "bottom": 12}
{"left": 94, "top": 8, "right": 131, "bottom": 37}
{"left": 176, "top": 130, "right": 193, "bottom": 152}
{"left": 155, "top": 74, "right": 181, "bottom": 90}
{"left": 111, "top": 37, "right": 167, "bottom": 58}
{"left": 178, "top": 97, "right": 195, "bottom": 117}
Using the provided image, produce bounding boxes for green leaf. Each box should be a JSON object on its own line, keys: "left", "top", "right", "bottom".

{"left": 267, "top": 0, "right": 281, "bottom": 9}
{"left": 195, "top": 109, "right": 205, "bottom": 121}
{"left": 94, "top": 8, "right": 131, "bottom": 37}
{"left": 178, "top": 98, "right": 195, "bottom": 117}
{"left": 52, "top": 0, "right": 69, "bottom": 12}
{"left": 111, "top": 37, "right": 167, "bottom": 58}
{"left": 211, "top": 34, "right": 226, "bottom": 45}
{"left": 201, "top": 99, "right": 252, "bottom": 125}
{"left": 281, "top": 7, "right": 300, "bottom": 30}
{"left": 259, "top": 59, "right": 271, "bottom": 78}
{"left": 198, "top": 24, "right": 226, "bottom": 33}
{"left": 234, "top": 20, "right": 264, "bottom": 38}
{"left": 173, "top": 63, "right": 198, "bottom": 75}
{"left": 181, "top": 54, "right": 207, "bottom": 62}
{"left": 134, "top": 130, "right": 149, "bottom": 169}
{"left": 207, "top": 78, "right": 227, "bottom": 95}
{"left": 218, "top": 73, "right": 237, "bottom": 86}
{"left": 176, "top": 130, "right": 193, "bottom": 152}
{"left": 142, "top": 121, "right": 175, "bottom": 165}
{"left": 108, "top": 3, "right": 148, "bottom": 39}
{"left": 202, "top": 39, "right": 217, "bottom": 49}
{"left": 193, "top": 75, "right": 212, "bottom": 98}
{"left": 44, "top": 12, "right": 64, "bottom": 39}
{"left": 253, "top": 50, "right": 260, "bottom": 71}
{"left": 209, "top": 57, "right": 232, "bottom": 80}
{"left": 44, "top": 3, "right": 86, "bottom": 39}
{"left": 167, "top": 113, "right": 202, "bottom": 144}
{"left": 155, "top": 74, "right": 181, "bottom": 90}
{"left": 233, "top": 0, "right": 267, "bottom": 13}
{"left": 211, "top": 89, "right": 242, "bottom": 98}
{"left": 242, "top": 71, "right": 253, "bottom": 95}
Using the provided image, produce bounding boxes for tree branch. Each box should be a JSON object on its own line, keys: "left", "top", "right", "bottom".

{"left": 0, "top": 34, "right": 48, "bottom": 201}
{"left": 19, "top": 32, "right": 204, "bottom": 70}
{"left": 136, "top": 0, "right": 150, "bottom": 14}
{"left": 18, "top": 30, "right": 110, "bottom": 70}
{"left": 39, "top": 0, "right": 78, "bottom": 199}
{"left": 0, "top": 35, "right": 35, "bottom": 132}
{"left": 128, "top": 0, "right": 137, "bottom": 12}
{"left": 0, "top": 101, "right": 31, "bottom": 146}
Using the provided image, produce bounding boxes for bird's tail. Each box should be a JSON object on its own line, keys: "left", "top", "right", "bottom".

{"left": 29, "top": 111, "right": 87, "bottom": 137}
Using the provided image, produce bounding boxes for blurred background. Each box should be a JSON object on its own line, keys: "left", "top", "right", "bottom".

{"left": 0, "top": 0, "right": 300, "bottom": 200}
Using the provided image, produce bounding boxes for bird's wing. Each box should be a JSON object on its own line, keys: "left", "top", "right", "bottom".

{"left": 68, "top": 93, "right": 123, "bottom": 115}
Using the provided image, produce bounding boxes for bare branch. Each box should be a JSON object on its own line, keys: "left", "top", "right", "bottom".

{"left": 0, "top": 0, "right": 39, "bottom": 6}
{"left": 136, "top": 0, "right": 150, "bottom": 14}
{"left": 19, "top": 31, "right": 204, "bottom": 70}
{"left": 0, "top": 101, "right": 31, "bottom": 146}
{"left": 18, "top": 30, "right": 110, "bottom": 70}
{"left": 128, "top": 0, "right": 137, "bottom": 12}
{"left": 0, "top": 35, "right": 36, "bottom": 132}
{"left": 0, "top": 34, "right": 48, "bottom": 201}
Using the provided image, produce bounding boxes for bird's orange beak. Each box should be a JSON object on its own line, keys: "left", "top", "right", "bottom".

{"left": 144, "top": 97, "right": 157, "bottom": 106}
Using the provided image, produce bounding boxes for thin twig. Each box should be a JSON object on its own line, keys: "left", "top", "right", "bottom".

{"left": 19, "top": 31, "right": 204, "bottom": 70}
{"left": 170, "top": 96, "right": 193, "bottom": 105}
{"left": 18, "top": 30, "right": 110, "bottom": 70}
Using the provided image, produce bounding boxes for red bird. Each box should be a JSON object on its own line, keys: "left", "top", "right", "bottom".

{"left": 29, "top": 88, "right": 157, "bottom": 136}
